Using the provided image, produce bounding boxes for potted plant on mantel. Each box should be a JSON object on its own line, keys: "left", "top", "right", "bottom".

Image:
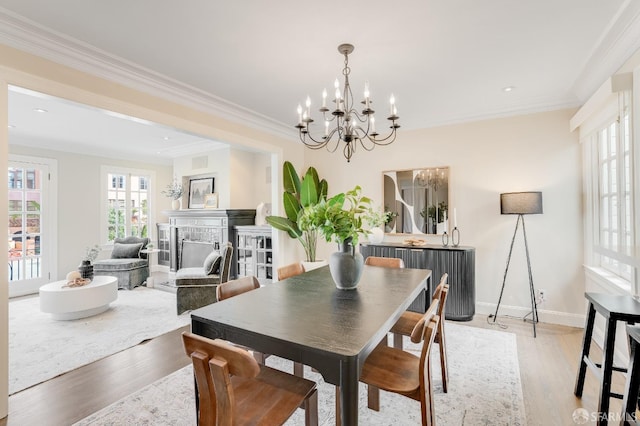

{"left": 309, "top": 185, "right": 377, "bottom": 290}
{"left": 162, "top": 178, "right": 184, "bottom": 210}
{"left": 266, "top": 161, "right": 328, "bottom": 270}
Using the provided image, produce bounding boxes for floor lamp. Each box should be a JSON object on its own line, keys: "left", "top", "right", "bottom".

{"left": 492, "top": 191, "right": 543, "bottom": 337}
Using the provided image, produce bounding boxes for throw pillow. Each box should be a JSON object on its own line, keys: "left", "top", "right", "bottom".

{"left": 111, "top": 242, "right": 143, "bottom": 259}
{"left": 203, "top": 250, "right": 221, "bottom": 275}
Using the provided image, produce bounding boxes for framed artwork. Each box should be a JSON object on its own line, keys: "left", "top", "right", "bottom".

{"left": 188, "top": 177, "right": 214, "bottom": 209}
{"left": 204, "top": 193, "right": 218, "bottom": 209}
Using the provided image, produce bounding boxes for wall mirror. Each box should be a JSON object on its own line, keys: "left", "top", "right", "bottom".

{"left": 383, "top": 167, "right": 450, "bottom": 235}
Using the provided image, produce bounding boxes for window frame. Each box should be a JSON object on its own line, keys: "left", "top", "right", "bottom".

{"left": 100, "top": 166, "right": 156, "bottom": 244}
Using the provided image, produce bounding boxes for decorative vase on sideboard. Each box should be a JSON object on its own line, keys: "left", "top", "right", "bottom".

{"left": 78, "top": 260, "right": 94, "bottom": 280}
{"left": 329, "top": 238, "right": 364, "bottom": 290}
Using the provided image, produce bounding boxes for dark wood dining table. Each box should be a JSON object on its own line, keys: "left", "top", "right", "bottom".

{"left": 190, "top": 264, "right": 432, "bottom": 425}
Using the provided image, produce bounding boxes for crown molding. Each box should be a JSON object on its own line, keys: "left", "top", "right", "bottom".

{"left": 0, "top": 7, "right": 295, "bottom": 142}
{"left": 572, "top": 0, "right": 640, "bottom": 102}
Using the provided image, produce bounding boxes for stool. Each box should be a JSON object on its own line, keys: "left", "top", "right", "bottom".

{"left": 621, "top": 325, "right": 640, "bottom": 425}
{"left": 574, "top": 293, "right": 640, "bottom": 425}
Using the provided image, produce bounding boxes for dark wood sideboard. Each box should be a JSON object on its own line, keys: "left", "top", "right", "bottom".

{"left": 360, "top": 242, "right": 476, "bottom": 321}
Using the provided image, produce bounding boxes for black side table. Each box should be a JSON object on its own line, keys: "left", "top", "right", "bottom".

{"left": 621, "top": 325, "right": 640, "bottom": 425}
{"left": 574, "top": 293, "right": 640, "bottom": 425}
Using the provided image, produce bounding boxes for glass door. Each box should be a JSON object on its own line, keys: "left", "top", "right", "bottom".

{"left": 8, "top": 160, "right": 51, "bottom": 296}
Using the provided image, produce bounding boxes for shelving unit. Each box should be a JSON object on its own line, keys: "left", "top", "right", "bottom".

{"left": 235, "top": 226, "right": 272, "bottom": 285}
{"left": 156, "top": 223, "right": 170, "bottom": 267}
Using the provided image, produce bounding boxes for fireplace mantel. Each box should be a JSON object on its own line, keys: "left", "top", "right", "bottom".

{"left": 163, "top": 209, "right": 256, "bottom": 274}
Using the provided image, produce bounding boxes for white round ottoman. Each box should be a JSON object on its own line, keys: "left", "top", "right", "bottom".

{"left": 39, "top": 275, "right": 118, "bottom": 320}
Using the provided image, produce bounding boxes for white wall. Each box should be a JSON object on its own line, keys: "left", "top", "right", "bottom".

{"left": 9, "top": 144, "right": 173, "bottom": 278}
{"left": 305, "top": 108, "right": 585, "bottom": 326}
{"left": 173, "top": 147, "right": 272, "bottom": 210}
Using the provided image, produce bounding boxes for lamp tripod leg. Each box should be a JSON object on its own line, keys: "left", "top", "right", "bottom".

{"left": 492, "top": 215, "right": 522, "bottom": 323}
{"left": 521, "top": 216, "right": 538, "bottom": 337}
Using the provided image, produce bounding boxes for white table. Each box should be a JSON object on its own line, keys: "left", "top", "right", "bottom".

{"left": 39, "top": 275, "right": 118, "bottom": 320}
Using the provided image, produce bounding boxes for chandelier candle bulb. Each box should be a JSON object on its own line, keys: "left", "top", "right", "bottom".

{"left": 370, "top": 116, "right": 376, "bottom": 132}
{"left": 390, "top": 94, "right": 395, "bottom": 114}
{"left": 322, "top": 89, "right": 327, "bottom": 108}
{"left": 297, "top": 104, "right": 302, "bottom": 124}
{"left": 325, "top": 120, "right": 329, "bottom": 136}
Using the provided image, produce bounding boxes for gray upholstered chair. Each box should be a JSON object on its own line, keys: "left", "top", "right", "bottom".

{"left": 93, "top": 236, "right": 150, "bottom": 290}
{"left": 176, "top": 241, "right": 233, "bottom": 315}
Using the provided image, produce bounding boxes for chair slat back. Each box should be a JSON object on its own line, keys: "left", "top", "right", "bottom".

{"left": 410, "top": 299, "right": 440, "bottom": 344}
{"left": 182, "top": 332, "right": 261, "bottom": 426}
{"left": 432, "top": 273, "right": 450, "bottom": 318}
{"left": 364, "top": 256, "right": 405, "bottom": 268}
{"left": 277, "top": 262, "right": 305, "bottom": 280}
{"left": 216, "top": 276, "right": 260, "bottom": 301}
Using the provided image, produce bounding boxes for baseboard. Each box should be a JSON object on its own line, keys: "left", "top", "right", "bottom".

{"left": 476, "top": 302, "right": 585, "bottom": 328}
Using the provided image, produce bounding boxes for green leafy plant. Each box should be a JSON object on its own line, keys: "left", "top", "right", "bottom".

{"left": 312, "top": 185, "right": 376, "bottom": 247}
{"left": 266, "top": 161, "right": 328, "bottom": 262}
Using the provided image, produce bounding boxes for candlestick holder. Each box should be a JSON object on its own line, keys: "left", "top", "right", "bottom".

{"left": 452, "top": 227, "right": 460, "bottom": 247}
{"left": 442, "top": 231, "right": 449, "bottom": 247}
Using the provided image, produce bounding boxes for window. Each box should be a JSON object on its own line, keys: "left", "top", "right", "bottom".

{"left": 597, "top": 109, "right": 633, "bottom": 280}
{"left": 103, "top": 168, "right": 154, "bottom": 242}
{"left": 583, "top": 89, "right": 636, "bottom": 288}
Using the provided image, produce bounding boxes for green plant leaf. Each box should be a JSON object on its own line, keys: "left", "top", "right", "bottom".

{"left": 319, "top": 179, "right": 328, "bottom": 200}
{"left": 265, "top": 216, "right": 302, "bottom": 239}
{"left": 283, "top": 161, "right": 301, "bottom": 196}
{"left": 300, "top": 168, "right": 320, "bottom": 207}
{"left": 283, "top": 192, "right": 301, "bottom": 222}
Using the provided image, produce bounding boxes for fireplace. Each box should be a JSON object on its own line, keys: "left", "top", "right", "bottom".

{"left": 164, "top": 209, "right": 255, "bottom": 278}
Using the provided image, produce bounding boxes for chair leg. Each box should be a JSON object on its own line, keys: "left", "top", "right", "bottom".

{"left": 294, "top": 362, "right": 304, "bottom": 377}
{"left": 304, "top": 388, "right": 319, "bottom": 426}
{"left": 393, "top": 332, "right": 404, "bottom": 350}
{"left": 438, "top": 322, "right": 449, "bottom": 393}
{"left": 367, "top": 384, "right": 380, "bottom": 411}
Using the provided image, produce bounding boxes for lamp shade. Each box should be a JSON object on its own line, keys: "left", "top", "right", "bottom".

{"left": 500, "top": 192, "right": 543, "bottom": 215}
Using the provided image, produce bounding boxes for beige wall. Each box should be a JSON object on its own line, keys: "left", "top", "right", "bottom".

{"left": 305, "top": 108, "right": 585, "bottom": 326}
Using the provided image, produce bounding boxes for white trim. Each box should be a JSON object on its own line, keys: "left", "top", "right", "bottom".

{"left": 8, "top": 154, "right": 58, "bottom": 296}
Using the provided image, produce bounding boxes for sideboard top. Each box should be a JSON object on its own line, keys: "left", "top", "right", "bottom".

{"left": 361, "top": 242, "right": 475, "bottom": 252}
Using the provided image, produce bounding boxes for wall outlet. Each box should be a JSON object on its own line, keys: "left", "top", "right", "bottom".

{"left": 538, "top": 289, "right": 546, "bottom": 303}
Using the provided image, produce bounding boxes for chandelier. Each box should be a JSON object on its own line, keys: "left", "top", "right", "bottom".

{"left": 295, "top": 43, "right": 400, "bottom": 162}
{"left": 416, "top": 168, "right": 446, "bottom": 191}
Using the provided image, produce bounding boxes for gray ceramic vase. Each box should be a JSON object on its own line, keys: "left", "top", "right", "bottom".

{"left": 329, "top": 238, "right": 364, "bottom": 290}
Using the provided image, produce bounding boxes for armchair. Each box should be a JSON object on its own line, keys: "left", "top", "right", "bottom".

{"left": 176, "top": 240, "right": 233, "bottom": 315}
{"left": 93, "top": 236, "right": 150, "bottom": 290}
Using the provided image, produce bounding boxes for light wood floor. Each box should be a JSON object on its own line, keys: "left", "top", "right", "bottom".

{"left": 0, "top": 315, "right": 628, "bottom": 425}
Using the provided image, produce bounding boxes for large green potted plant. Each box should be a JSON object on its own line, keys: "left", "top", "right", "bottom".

{"left": 309, "top": 185, "right": 377, "bottom": 289}
{"left": 266, "top": 161, "right": 328, "bottom": 265}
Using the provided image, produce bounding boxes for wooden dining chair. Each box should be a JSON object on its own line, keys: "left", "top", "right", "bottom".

{"left": 217, "top": 275, "right": 305, "bottom": 377}
{"left": 277, "top": 262, "right": 305, "bottom": 280}
{"left": 364, "top": 256, "right": 405, "bottom": 269}
{"left": 182, "top": 332, "right": 318, "bottom": 426}
{"left": 391, "top": 273, "right": 450, "bottom": 392}
{"left": 336, "top": 300, "right": 440, "bottom": 426}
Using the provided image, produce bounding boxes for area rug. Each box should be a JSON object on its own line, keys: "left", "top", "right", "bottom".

{"left": 9, "top": 287, "right": 189, "bottom": 394}
{"left": 75, "top": 323, "right": 526, "bottom": 426}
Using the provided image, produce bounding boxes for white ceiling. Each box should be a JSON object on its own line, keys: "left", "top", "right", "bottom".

{"left": 0, "top": 0, "right": 638, "bottom": 161}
